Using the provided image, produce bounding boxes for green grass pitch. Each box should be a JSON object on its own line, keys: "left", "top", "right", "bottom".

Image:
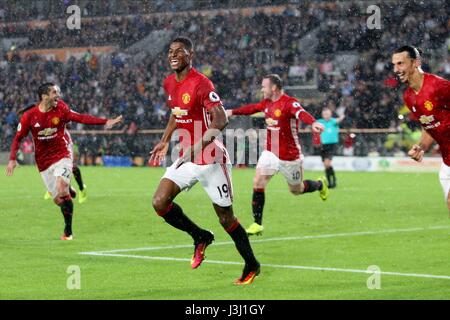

{"left": 0, "top": 165, "right": 449, "bottom": 299}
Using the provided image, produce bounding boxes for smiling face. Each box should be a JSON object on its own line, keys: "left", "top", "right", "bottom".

{"left": 391, "top": 51, "right": 420, "bottom": 84}
{"left": 168, "top": 41, "right": 192, "bottom": 73}
{"left": 43, "top": 85, "right": 61, "bottom": 108}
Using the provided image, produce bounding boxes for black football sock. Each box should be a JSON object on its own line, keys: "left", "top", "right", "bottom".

{"left": 252, "top": 189, "right": 265, "bottom": 225}
{"left": 325, "top": 167, "right": 333, "bottom": 186}
{"left": 226, "top": 221, "right": 259, "bottom": 268}
{"left": 329, "top": 166, "right": 336, "bottom": 186}
{"left": 72, "top": 166, "right": 84, "bottom": 191}
{"left": 158, "top": 202, "right": 203, "bottom": 241}
{"left": 303, "top": 180, "right": 323, "bottom": 193}
{"left": 60, "top": 196, "right": 74, "bottom": 236}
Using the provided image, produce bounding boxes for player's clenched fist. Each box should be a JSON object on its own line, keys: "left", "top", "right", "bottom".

{"left": 408, "top": 144, "right": 425, "bottom": 162}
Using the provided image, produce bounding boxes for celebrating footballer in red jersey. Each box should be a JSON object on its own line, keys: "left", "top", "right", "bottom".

{"left": 149, "top": 37, "right": 260, "bottom": 285}
{"left": 392, "top": 46, "right": 450, "bottom": 212}
{"left": 227, "top": 74, "right": 329, "bottom": 236}
{"left": 6, "top": 83, "right": 123, "bottom": 240}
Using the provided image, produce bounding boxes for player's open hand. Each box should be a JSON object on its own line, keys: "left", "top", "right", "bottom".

{"left": 226, "top": 110, "right": 234, "bottom": 118}
{"left": 311, "top": 121, "right": 325, "bottom": 133}
{"left": 408, "top": 144, "right": 424, "bottom": 162}
{"left": 5, "top": 160, "right": 17, "bottom": 176}
{"left": 149, "top": 141, "right": 169, "bottom": 165}
{"left": 105, "top": 115, "right": 123, "bottom": 129}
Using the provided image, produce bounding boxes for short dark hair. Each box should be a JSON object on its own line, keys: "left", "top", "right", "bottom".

{"left": 263, "top": 74, "right": 283, "bottom": 90}
{"left": 393, "top": 45, "right": 422, "bottom": 60}
{"left": 37, "top": 82, "right": 56, "bottom": 100}
{"left": 171, "top": 37, "right": 194, "bottom": 51}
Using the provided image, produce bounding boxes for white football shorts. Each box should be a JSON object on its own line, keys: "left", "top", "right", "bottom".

{"left": 256, "top": 150, "right": 304, "bottom": 185}
{"left": 439, "top": 162, "right": 450, "bottom": 201}
{"left": 40, "top": 158, "right": 73, "bottom": 199}
{"left": 162, "top": 160, "right": 233, "bottom": 207}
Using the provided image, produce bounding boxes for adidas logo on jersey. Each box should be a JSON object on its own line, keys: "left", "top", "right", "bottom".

{"left": 34, "top": 123, "right": 41, "bottom": 128}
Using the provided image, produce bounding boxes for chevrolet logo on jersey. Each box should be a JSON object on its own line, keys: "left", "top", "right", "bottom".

{"left": 172, "top": 107, "right": 188, "bottom": 118}
{"left": 424, "top": 101, "right": 433, "bottom": 111}
{"left": 265, "top": 118, "right": 279, "bottom": 126}
{"left": 419, "top": 114, "right": 434, "bottom": 125}
{"left": 38, "top": 127, "right": 58, "bottom": 136}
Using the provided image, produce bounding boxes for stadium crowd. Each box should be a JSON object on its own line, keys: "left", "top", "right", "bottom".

{"left": 0, "top": 0, "right": 448, "bottom": 161}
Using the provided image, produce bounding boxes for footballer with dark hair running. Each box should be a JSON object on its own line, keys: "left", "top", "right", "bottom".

{"left": 149, "top": 37, "right": 260, "bottom": 285}
{"left": 392, "top": 45, "right": 450, "bottom": 212}
{"left": 227, "top": 74, "right": 328, "bottom": 236}
{"left": 6, "top": 83, "right": 123, "bottom": 240}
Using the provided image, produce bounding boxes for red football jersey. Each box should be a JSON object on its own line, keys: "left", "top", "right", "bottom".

{"left": 403, "top": 73, "right": 450, "bottom": 165}
{"left": 231, "top": 94, "right": 316, "bottom": 161}
{"left": 163, "top": 67, "right": 228, "bottom": 165}
{"left": 9, "top": 100, "right": 107, "bottom": 171}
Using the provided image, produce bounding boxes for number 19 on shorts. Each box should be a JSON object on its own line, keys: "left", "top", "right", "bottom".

{"left": 217, "top": 184, "right": 229, "bottom": 198}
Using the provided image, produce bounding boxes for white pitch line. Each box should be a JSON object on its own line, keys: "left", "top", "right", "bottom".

{"left": 77, "top": 253, "right": 450, "bottom": 280}
{"left": 79, "top": 225, "right": 450, "bottom": 255}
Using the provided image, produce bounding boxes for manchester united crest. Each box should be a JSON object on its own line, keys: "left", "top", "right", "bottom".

{"left": 274, "top": 109, "right": 282, "bottom": 117}
{"left": 182, "top": 93, "right": 191, "bottom": 104}
{"left": 51, "top": 117, "right": 60, "bottom": 125}
{"left": 424, "top": 101, "right": 433, "bottom": 111}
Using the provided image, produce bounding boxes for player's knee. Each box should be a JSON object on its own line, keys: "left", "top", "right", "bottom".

{"left": 289, "top": 184, "right": 303, "bottom": 195}
{"left": 152, "top": 194, "right": 169, "bottom": 213}
{"left": 218, "top": 214, "right": 235, "bottom": 229}
{"left": 253, "top": 177, "right": 266, "bottom": 189}
{"left": 56, "top": 188, "right": 69, "bottom": 200}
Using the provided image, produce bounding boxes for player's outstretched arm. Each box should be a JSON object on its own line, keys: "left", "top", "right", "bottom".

{"left": 408, "top": 130, "right": 434, "bottom": 162}
{"left": 104, "top": 115, "right": 123, "bottom": 129}
{"left": 228, "top": 103, "right": 264, "bottom": 117}
{"left": 68, "top": 109, "right": 123, "bottom": 128}
{"left": 149, "top": 114, "right": 177, "bottom": 164}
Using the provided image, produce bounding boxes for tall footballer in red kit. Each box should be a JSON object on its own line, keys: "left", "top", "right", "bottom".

{"left": 6, "top": 83, "right": 122, "bottom": 240}
{"left": 149, "top": 37, "right": 260, "bottom": 285}
{"left": 392, "top": 46, "right": 450, "bottom": 212}
{"left": 227, "top": 74, "right": 328, "bottom": 236}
